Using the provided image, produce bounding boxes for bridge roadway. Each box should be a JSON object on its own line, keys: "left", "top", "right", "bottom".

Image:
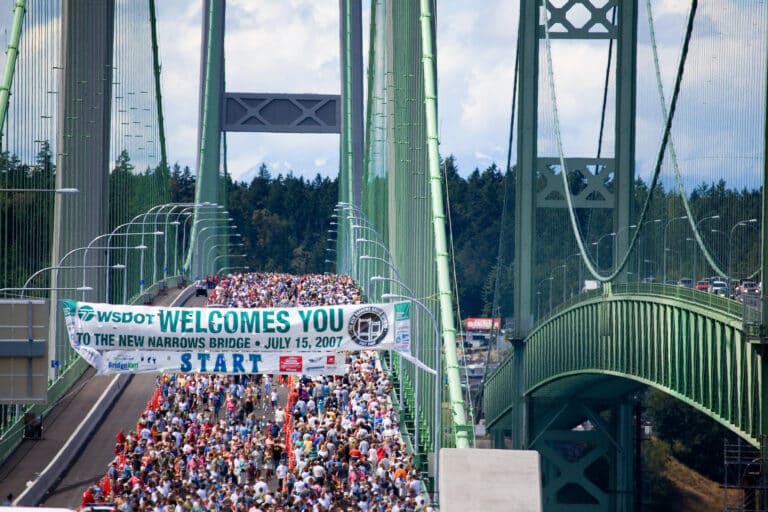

{"left": 0, "top": 288, "right": 205, "bottom": 507}
{"left": 48, "top": 290, "right": 211, "bottom": 508}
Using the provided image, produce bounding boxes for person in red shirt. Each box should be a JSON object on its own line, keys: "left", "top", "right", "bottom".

{"left": 80, "top": 486, "right": 95, "bottom": 509}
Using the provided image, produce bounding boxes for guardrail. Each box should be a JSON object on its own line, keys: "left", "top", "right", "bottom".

{"left": 541, "top": 282, "right": 743, "bottom": 323}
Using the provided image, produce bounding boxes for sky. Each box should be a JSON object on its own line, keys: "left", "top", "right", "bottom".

{"left": 154, "top": 1, "right": 766, "bottom": 188}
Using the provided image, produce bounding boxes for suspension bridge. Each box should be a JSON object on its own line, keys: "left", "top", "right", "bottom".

{"left": 0, "top": 1, "right": 764, "bottom": 511}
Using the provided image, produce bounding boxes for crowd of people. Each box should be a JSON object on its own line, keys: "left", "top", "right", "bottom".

{"left": 205, "top": 273, "right": 362, "bottom": 309}
{"left": 86, "top": 272, "right": 434, "bottom": 512}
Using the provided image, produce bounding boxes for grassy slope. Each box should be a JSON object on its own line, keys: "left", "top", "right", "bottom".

{"left": 663, "top": 456, "right": 742, "bottom": 511}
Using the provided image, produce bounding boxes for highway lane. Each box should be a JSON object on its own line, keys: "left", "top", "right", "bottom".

{"left": 42, "top": 293, "right": 208, "bottom": 508}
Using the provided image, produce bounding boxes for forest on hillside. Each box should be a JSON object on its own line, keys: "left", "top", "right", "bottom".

{"left": 167, "top": 157, "right": 516, "bottom": 318}
{"left": 168, "top": 156, "right": 762, "bottom": 322}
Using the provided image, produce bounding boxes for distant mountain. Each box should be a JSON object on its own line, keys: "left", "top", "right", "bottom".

{"left": 233, "top": 165, "right": 261, "bottom": 185}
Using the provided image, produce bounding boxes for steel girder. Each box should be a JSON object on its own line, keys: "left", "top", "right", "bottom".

{"left": 485, "top": 283, "right": 765, "bottom": 448}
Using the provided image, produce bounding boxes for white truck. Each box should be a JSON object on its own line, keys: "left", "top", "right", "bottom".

{"left": 582, "top": 280, "right": 601, "bottom": 293}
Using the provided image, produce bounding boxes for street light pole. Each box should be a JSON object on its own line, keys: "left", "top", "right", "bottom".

{"left": 664, "top": 215, "right": 688, "bottom": 284}
{"left": 203, "top": 235, "right": 242, "bottom": 271}
{"left": 381, "top": 292, "right": 442, "bottom": 497}
{"left": 536, "top": 277, "right": 553, "bottom": 320}
{"left": 711, "top": 229, "right": 727, "bottom": 273}
{"left": 194, "top": 224, "right": 235, "bottom": 278}
{"left": 208, "top": 243, "right": 244, "bottom": 265}
{"left": 593, "top": 232, "right": 616, "bottom": 271}
{"left": 80, "top": 229, "right": 162, "bottom": 301}
{"left": 213, "top": 253, "right": 245, "bottom": 270}
{"left": 663, "top": 215, "right": 688, "bottom": 283}
{"left": 548, "top": 275, "right": 555, "bottom": 313}
{"left": 569, "top": 253, "right": 583, "bottom": 296}
{"left": 692, "top": 215, "right": 720, "bottom": 280}
{"left": 729, "top": 218, "right": 758, "bottom": 284}
{"left": 56, "top": 243, "right": 147, "bottom": 304}
{"left": 614, "top": 224, "right": 636, "bottom": 274}
{"left": 643, "top": 259, "right": 657, "bottom": 281}
{"left": 551, "top": 264, "right": 566, "bottom": 304}
{"left": 637, "top": 219, "right": 662, "bottom": 278}
{"left": 20, "top": 264, "right": 125, "bottom": 299}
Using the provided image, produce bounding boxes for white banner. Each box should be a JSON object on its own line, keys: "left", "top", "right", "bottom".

{"left": 61, "top": 300, "right": 411, "bottom": 375}
{"left": 76, "top": 346, "right": 347, "bottom": 375}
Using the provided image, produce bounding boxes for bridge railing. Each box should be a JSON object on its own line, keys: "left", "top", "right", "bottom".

{"left": 541, "top": 282, "right": 743, "bottom": 325}
{"left": 613, "top": 282, "right": 742, "bottom": 316}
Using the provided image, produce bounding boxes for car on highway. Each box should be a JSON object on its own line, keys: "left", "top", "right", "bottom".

{"left": 708, "top": 280, "right": 728, "bottom": 295}
{"left": 695, "top": 280, "right": 709, "bottom": 291}
{"left": 678, "top": 278, "right": 693, "bottom": 288}
{"left": 741, "top": 280, "right": 759, "bottom": 298}
{"left": 83, "top": 504, "right": 117, "bottom": 512}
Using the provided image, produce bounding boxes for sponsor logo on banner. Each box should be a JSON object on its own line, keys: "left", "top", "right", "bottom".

{"left": 279, "top": 355, "right": 303, "bottom": 373}
{"left": 326, "top": 355, "right": 335, "bottom": 365}
{"left": 348, "top": 306, "right": 389, "bottom": 347}
{"left": 78, "top": 304, "right": 95, "bottom": 321}
{"left": 395, "top": 328, "right": 410, "bottom": 352}
{"left": 306, "top": 355, "right": 325, "bottom": 372}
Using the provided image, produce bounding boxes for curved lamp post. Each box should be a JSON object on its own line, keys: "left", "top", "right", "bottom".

{"left": 213, "top": 253, "right": 245, "bottom": 271}
{"left": 193, "top": 224, "right": 236, "bottom": 277}
{"left": 592, "top": 232, "right": 615, "bottom": 272}
{"left": 691, "top": 214, "right": 720, "bottom": 280}
{"left": 208, "top": 243, "right": 245, "bottom": 265}
{"left": 381, "top": 292, "right": 441, "bottom": 499}
{"left": 55, "top": 242, "right": 147, "bottom": 304}
{"left": 18, "top": 264, "right": 125, "bottom": 299}
{"left": 78, "top": 229, "right": 162, "bottom": 301}
{"left": 200, "top": 232, "right": 241, "bottom": 276}
{"left": 729, "top": 218, "right": 758, "bottom": 284}
{"left": 663, "top": 215, "right": 688, "bottom": 283}
{"left": 216, "top": 265, "right": 249, "bottom": 275}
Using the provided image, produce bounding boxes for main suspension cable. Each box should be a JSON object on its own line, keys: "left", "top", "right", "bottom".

{"left": 541, "top": 0, "right": 699, "bottom": 282}
{"left": 645, "top": 0, "right": 728, "bottom": 279}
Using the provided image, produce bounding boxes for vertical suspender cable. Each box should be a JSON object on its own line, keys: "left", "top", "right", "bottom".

{"left": 544, "top": 0, "right": 699, "bottom": 282}
{"left": 417, "top": 0, "right": 470, "bottom": 449}
{"left": 148, "top": 0, "right": 168, "bottom": 175}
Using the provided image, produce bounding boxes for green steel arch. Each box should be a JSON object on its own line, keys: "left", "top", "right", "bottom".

{"left": 485, "top": 283, "right": 766, "bottom": 448}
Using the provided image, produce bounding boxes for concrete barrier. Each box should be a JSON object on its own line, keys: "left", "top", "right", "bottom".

{"left": 14, "top": 374, "right": 130, "bottom": 506}
{"left": 439, "top": 448, "right": 542, "bottom": 512}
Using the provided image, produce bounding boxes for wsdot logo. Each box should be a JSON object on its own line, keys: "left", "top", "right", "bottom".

{"left": 77, "top": 305, "right": 95, "bottom": 322}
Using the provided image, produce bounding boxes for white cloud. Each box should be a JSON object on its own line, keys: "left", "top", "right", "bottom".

{"left": 154, "top": 0, "right": 765, "bottom": 192}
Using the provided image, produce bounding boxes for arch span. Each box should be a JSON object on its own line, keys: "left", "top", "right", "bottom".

{"left": 485, "top": 283, "right": 767, "bottom": 447}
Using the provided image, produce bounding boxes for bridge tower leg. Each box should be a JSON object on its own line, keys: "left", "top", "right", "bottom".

{"left": 189, "top": 1, "right": 361, "bottom": 276}
{"left": 49, "top": 0, "right": 115, "bottom": 380}
{"left": 188, "top": 0, "right": 225, "bottom": 279}
{"left": 515, "top": 0, "right": 638, "bottom": 338}
{"left": 513, "top": 1, "right": 639, "bottom": 509}
{"left": 529, "top": 396, "right": 636, "bottom": 511}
